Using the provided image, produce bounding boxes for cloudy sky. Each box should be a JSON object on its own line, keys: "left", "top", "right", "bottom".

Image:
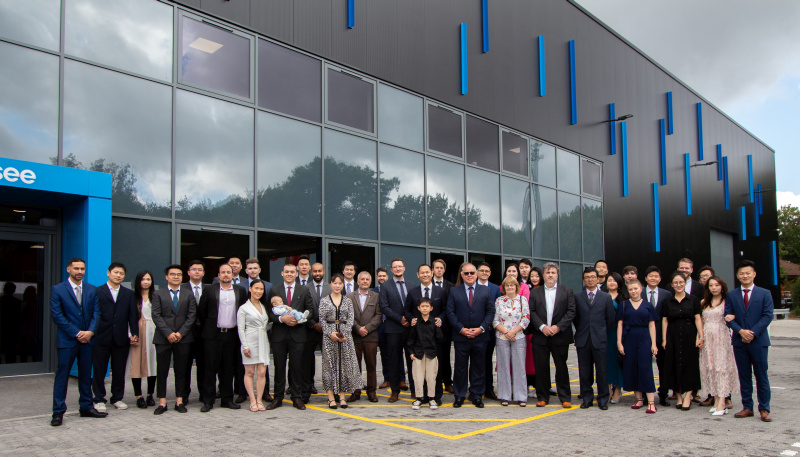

{"left": 576, "top": 0, "right": 800, "bottom": 209}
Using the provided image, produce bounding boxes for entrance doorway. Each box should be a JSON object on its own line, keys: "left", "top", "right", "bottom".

{"left": 710, "top": 229, "right": 735, "bottom": 287}
{"left": 257, "top": 231, "right": 321, "bottom": 285}
{"left": 327, "top": 240, "right": 376, "bottom": 287}
{"left": 178, "top": 226, "right": 252, "bottom": 283}
{"left": 429, "top": 251, "right": 465, "bottom": 285}
{"left": 468, "top": 252, "right": 503, "bottom": 285}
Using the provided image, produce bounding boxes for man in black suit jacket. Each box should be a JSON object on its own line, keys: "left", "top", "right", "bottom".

{"left": 524, "top": 262, "right": 576, "bottom": 407}
{"left": 573, "top": 268, "right": 616, "bottom": 409}
{"left": 643, "top": 266, "right": 673, "bottom": 406}
{"left": 266, "top": 263, "right": 314, "bottom": 410}
{"left": 432, "top": 259, "right": 455, "bottom": 392}
{"left": 91, "top": 262, "right": 139, "bottom": 411}
{"left": 198, "top": 264, "right": 247, "bottom": 412}
{"left": 302, "top": 262, "right": 332, "bottom": 403}
{"left": 182, "top": 260, "right": 207, "bottom": 405}
{"left": 151, "top": 264, "right": 197, "bottom": 414}
{"left": 404, "top": 264, "right": 447, "bottom": 404}
{"left": 379, "top": 258, "right": 417, "bottom": 402}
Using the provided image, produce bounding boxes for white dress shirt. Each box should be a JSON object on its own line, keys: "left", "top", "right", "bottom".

{"left": 107, "top": 283, "right": 120, "bottom": 302}
{"left": 540, "top": 284, "right": 558, "bottom": 331}
{"left": 645, "top": 286, "right": 658, "bottom": 305}
{"left": 217, "top": 286, "right": 237, "bottom": 328}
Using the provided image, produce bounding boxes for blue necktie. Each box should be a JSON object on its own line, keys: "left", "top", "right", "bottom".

{"left": 170, "top": 289, "right": 179, "bottom": 313}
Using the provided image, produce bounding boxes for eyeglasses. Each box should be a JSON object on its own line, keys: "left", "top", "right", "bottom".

{"left": 462, "top": 271, "right": 476, "bottom": 275}
{"left": 168, "top": 273, "right": 183, "bottom": 277}
{"left": 189, "top": 268, "right": 204, "bottom": 272}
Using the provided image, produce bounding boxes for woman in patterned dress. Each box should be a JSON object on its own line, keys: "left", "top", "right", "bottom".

{"left": 319, "top": 273, "right": 361, "bottom": 409}
{"left": 700, "top": 276, "right": 739, "bottom": 416}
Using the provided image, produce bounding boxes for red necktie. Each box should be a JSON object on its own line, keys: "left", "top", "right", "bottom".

{"left": 743, "top": 289, "right": 749, "bottom": 309}
{"left": 468, "top": 286, "right": 474, "bottom": 307}
{"left": 287, "top": 286, "right": 292, "bottom": 305}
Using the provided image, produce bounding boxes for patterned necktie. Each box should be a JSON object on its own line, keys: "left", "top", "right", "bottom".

{"left": 650, "top": 290, "right": 655, "bottom": 305}
{"left": 76, "top": 285, "right": 82, "bottom": 305}
{"left": 588, "top": 291, "right": 594, "bottom": 304}
{"left": 424, "top": 287, "right": 430, "bottom": 299}
{"left": 468, "top": 286, "right": 474, "bottom": 307}
{"left": 233, "top": 277, "right": 238, "bottom": 286}
{"left": 287, "top": 286, "right": 293, "bottom": 305}
{"left": 170, "top": 289, "right": 178, "bottom": 312}
{"left": 398, "top": 281, "right": 407, "bottom": 300}
{"left": 744, "top": 289, "right": 750, "bottom": 309}
{"left": 194, "top": 285, "right": 200, "bottom": 303}
{"left": 346, "top": 283, "right": 352, "bottom": 294}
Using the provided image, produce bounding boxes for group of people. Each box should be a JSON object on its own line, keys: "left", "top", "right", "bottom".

{"left": 49, "top": 254, "right": 774, "bottom": 426}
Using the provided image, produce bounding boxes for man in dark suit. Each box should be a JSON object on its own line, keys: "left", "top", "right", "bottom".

{"left": 198, "top": 264, "right": 247, "bottom": 412}
{"left": 525, "top": 262, "right": 575, "bottom": 408}
{"left": 725, "top": 260, "right": 774, "bottom": 422}
{"left": 404, "top": 263, "right": 447, "bottom": 405}
{"left": 301, "top": 262, "right": 331, "bottom": 403}
{"left": 573, "top": 267, "right": 616, "bottom": 410}
{"left": 432, "top": 259, "right": 455, "bottom": 393}
{"left": 266, "top": 263, "right": 314, "bottom": 410}
{"left": 594, "top": 260, "right": 609, "bottom": 292}
{"left": 50, "top": 258, "right": 106, "bottom": 426}
{"left": 643, "top": 265, "right": 673, "bottom": 406}
{"left": 151, "top": 264, "right": 197, "bottom": 415}
{"left": 672, "top": 258, "right": 704, "bottom": 299}
{"left": 379, "top": 258, "right": 417, "bottom": 402}
{"left": 374, "top": 267, "right": 395, "bottom": 389}
{"left": 91, "top": 262, "right": 139, "bottom": 412}
{"left": 347, "top": 271, "right": 382, "bottom": 403}
{"left": 241, "top": 257, "right": 272, "bottom": 403}
{"left": 181, "top": 260, "right": 206, "bottom": 405}
{"left": 446, "top": 262, "right": 495, "bottom": 408}
{"left": 476, "top": 262, "right": 502, "bottom": 400}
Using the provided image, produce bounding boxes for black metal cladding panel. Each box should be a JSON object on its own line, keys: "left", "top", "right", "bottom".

{"left": 365, "top": 0, "right": 399, "bottom": 86}
{"left": 511, "top": 0, "right": 536, "bottom": 136}
{"left": 200, "top": 0, "right": 251, "bottom": 27}
{"left": 292, "top": 0, "right": 332, "bottom": 58}
{"left": 393, "top": 0, "right": 426, "bottom": 90}
{"left": 330, "top": 0, "right": 366, "bottom": 70}
{"left": 488, "top": 1, "right": 516, "bottom": 129}
{"left": 250, "top": 0, "right": 293, "bottom": 43}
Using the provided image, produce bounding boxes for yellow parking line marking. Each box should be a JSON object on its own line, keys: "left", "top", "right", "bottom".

{"left": 379, "top": 418, "right": 517, "bottom": 422}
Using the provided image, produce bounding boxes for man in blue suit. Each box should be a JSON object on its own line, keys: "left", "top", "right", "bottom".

{"left": 379, "top": 258, "right": 417, "bottom": 402}
{"left": 475, "top": 262, "right": 502, "bottom": 400}
{"left": 447, "top": 263, "right": 495, "bottom": 408}
{"left": 50, "top": 258, "right": 107, "bottom": 426}
{"left": 725, "top": 260, "right": 774, "bottom": 422}
{"left": 91, "top": 262, "right": 139, "bottom": 412}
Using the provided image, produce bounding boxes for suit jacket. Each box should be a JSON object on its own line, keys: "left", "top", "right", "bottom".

{"left": 379, "top": 277, "right": 418, "bottom": 334}
{"left": 50, "top": 280, "right": 100, "bottom": 349}
{"left": 525, "top": 284, "right": 576, "bottom": 346}
{"left": 267, "top": 283, "right": 314, "bottom": 343}
{"left": 643, "top": 286, "right": 672, "bottom": 346}
{"left": 93, "top": 283, "right": 138, "bottom": 347}
{"left": 347, "top": 290, "right": 382, "bottom": 343}
{"left": 477, "top": 281, "right": 502, "bottom": 303}
{"left": 198, "top": 284, "right": 248, "bottom": 339}
{"left": 433, "top": 278, "right": 454, "bottom": 293}
{"left": 446, "top": 283, "right": 495, "bottom": 343}
{"left": 573, "top": 288, "right": 616, "bottom": 349}
{"left": 725, "top": 285, "right": 773, "bottom": 347}
{"left": 403, "top": 284, "right": 448, "bottom": 327}
{"left": 151, "top": 287, "right": 197, "bottom": 345}
{"left": 306, "top": 281, "right": 332, "bottom": 327}
{"left": 213, "top": 274, "right": 249, "bottom": 288}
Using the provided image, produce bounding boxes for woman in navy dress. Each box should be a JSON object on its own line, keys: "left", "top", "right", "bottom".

{"left": 616, "top": 279, "right": 659, "bottom": 413}
{"left": 605, "top": 272, "right": 626, "bottom": 403}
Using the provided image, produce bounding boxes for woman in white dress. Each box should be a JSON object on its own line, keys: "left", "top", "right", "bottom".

{"left": 237, "top": 279, "right": 270, "bottom": 412}
{"left": 128, "top": 271, "right": 157, "bottom": 409}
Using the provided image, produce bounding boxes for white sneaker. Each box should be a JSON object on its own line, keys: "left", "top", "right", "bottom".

{"left": 429, "top": 400, "right": 438, "bottom": 410}
{"left": 527, "top": 389, "right": 537, "bottom": 398}
{"left": 94, "top": 402, "right": 106, "bottom": 412}
{"left": 412, "top": 400, "right": 421, "bottom": 410}
{"left": 712, "top": 408, "right": 727, "bottom": 416}
{"left": 112, "top": 401, "right": 128, "bottom": 410}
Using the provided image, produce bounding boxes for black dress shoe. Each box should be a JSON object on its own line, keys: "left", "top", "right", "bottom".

{"left": 234, "top": 394, "right": 248, "bottom": 404}
{"left": 310, "top": 386, "right": 318, "bottom": 394}
{"left": 174, "top": 403, "right": 188, "bottom": 413}
{"left": 472, "top": 398, "right": 485, "bottom": 408}
{"left": 484, "top": 391, "right": 498, "bottom": 401}
{"left": 549, "top": 389, "right": 557, "bottom": 396}
{"left": 215, "top": 390, "right": 222, "bottom": 399}
{"left": 659, "top": 398, "right": 671, "bottom": 407}
{"left": 136, "top": 397, "right": 147, "bottom": 409}
{"left": 598, "top": 403, "right": 608, "bottom": 410}
{"left": 286, "top": 387, "right": 293, "bottom": 395}
{"left": 453, "top": 397, "right": 464, "bottom": 408}
{"left": 146, "top": 395, "right": 155, "bottom": 406}
{"left": 153, "top": 405, "right": 167, "bottom": 415}
{"left": 580, "top": 402, "right": 592, "bottom": 409}
{"left": 79, "top": 408, "right": 108, "bottom": 418}
{"left": 292, "top": 399, "right": 306, "bottom": 410}
{"left": 262, "top": 392, "right": 274, "bottom": 403}
{"left": 50, "top": 413, "right": 63, "bottom": 427}
{"left": 264, "top": 399, "right": 283, "bottom": 410}
{"left": 221, "top": 401, "right": 241, "bottom": 409}
{"left": 200, "top": 403, "right": 213, "bottom": 413}
{"left": 183, "top": 398, "right": 190, "bottom": 406}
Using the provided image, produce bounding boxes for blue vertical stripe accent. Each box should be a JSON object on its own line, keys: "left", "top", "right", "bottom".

{"left": 754, "top": 204, "right": 760, "bottom": 237}
{"left": 460, "top": 23, "right": 468, "bottom": 95}
{"left": 347, "top": 0, "right": 354, "bottom": 28}
{"left": 481, "top": 0, "right": 489, "bottom": 53}
{"left": 723, "top": 156, "right": 730, "bottom": 210}
{"left": 758, "top": 183, "right": 764, "bottom": 215}
{"left": 621, "top": 121, "right": 629, "bottom": 197}
{"left": 747, "top": 155, "right": 754, "bottom": 203}
{"left": 609, "top": 103, "right": 616, "bottom": 155}
{"left": 685, "top": 153, "right": 692, "bottom": 215}
{"left": 716, "top": 144, "right": 723, "bottom": 181}
{"left": 772, "top": 241, "right": 779, "bottom": 286}
{"left": 569, "top": 40, "right": 577, "bottom": 125}
{"left": 697, "top": 102, "right": 704, "bottom": 161}
{"left": 740, "top": 206, "right": 747, "bottom": 241}
{"left": 538, "top": 36, "right": 546, "bottom": 96}
{"left": 653, "top": 183, "right": 661, "bottom": 252}
{"left": 659, "top": 119, "right": 667, "bottom": 186}
{"left": 667, "top": 92, "right": 674, "bottom": 135}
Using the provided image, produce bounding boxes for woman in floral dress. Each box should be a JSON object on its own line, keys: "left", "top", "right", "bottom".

{"left": 699, "top": 276, "right": 739, "bottom": 416}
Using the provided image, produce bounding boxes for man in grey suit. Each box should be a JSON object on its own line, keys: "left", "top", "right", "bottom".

{"left": 301, "top": 262, "right": 331, "bottom": 403}
{"left": 643, "top": 265, "right": 673, "bottom": 406}
{"left": 347, "top": 271, "right": 382, "bottom": 403}
{"left": 151, "top": 264, "right": 197, "bottom": 415}
{"left": 574, "top": 267, "right": 616, "bottom": 410}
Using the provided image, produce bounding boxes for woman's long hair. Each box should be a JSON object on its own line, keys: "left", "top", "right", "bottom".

{"left": 702, "top": 276, "right": 728, "bottom": 310}
{"left": 133, "top": 270, "right": 155, "bottom": 318}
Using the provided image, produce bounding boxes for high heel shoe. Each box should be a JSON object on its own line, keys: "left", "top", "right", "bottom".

{"left": 631, "top": 397, "right": 644, "bottom": 409}
{"left": 328, "top": 400, "right": 338, "bottom": 409}
{"left": 646, "top": 401, "right": 657, "bottom": 414}
{"left": 340, "top": 399, "right": 348, "bottom": 409}
{"left": 711, "top": 408, "right": 728, "bottom": 416}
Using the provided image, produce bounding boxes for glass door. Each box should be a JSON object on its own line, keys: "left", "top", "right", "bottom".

{"left": 176, "top": 224, "right": 253, "bottom": 284}
{"left": 325, "top": 239, "right": 377, "bottom": 287}
{"left": 428, "top": 250, "right": 465, "bottom": 285}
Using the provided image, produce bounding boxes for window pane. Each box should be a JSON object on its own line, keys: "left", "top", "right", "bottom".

{"left": 379, "top": 144, "right": 424, "bottom": 244}
{"left": 112, "top": 217, "right": 171, "bottom": 289}
{"left": 327, "top": 69, "right": 374, "bottom": 133}
{"left": 502, "top": 131, "right": 528, "bottom": 176}
{"left": 531, "top": 140, "right": 556, "bottom": 187}
{"left": 532, "top": 185, "right": 558, "bottom": 259}
{"left": 559, "top": 262, "right": 584, "bottom": 291}
{"left": 65, "top": 0, "right": 173, "bottom": 81}
{"left": 257, "top": 112, "right": 321, "bottom": 233}
{"left": 582, "top": 198, "right": 603, "bottom": 262}
{"left": 427, "top": 157, "right": 465, "bottom": 249}
{"left": 258, "top": 39, "right": 320, "bottom": 122}
{"left": 324, "top": 130, "right": 377, "bottom": 239}
{"left": 558, "top": 191, "right": 581, "bottom": 261}
{"left": 467, "top": 168, "right": 500, "bottom": 253}
{"left": 380, "top": 245, "right": 425, "bottom": 272}
{"left": 0, "top": 42, "right": 59, "bottom": 164}
{"left": 175, "top": 90, "right": 254, "bottom": 226}
{"left": 63, "top": 60, "right": 172, "bottom": 217}
{"left": 378, "top": 84, "right": 423, "bottom": 151}
{"left": 501, "top": 177, "right": 531, "bottom": 256}
{"left": 582, "top": 159, "right": 602, "bottom": 197}
{"left": 181, "top": 17, "right": 250, "bottom": 98}
{"left": 465, "top": 115, "right": 499, "bottom": 171}
{"left": 557, "top": 149, "right": 580, "bottom": 193}
{"left": 0, "top": 0, "right": 60, "bottom": 51}
{"left": 428, "top": 105, "right": 462, "bottom": 158}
